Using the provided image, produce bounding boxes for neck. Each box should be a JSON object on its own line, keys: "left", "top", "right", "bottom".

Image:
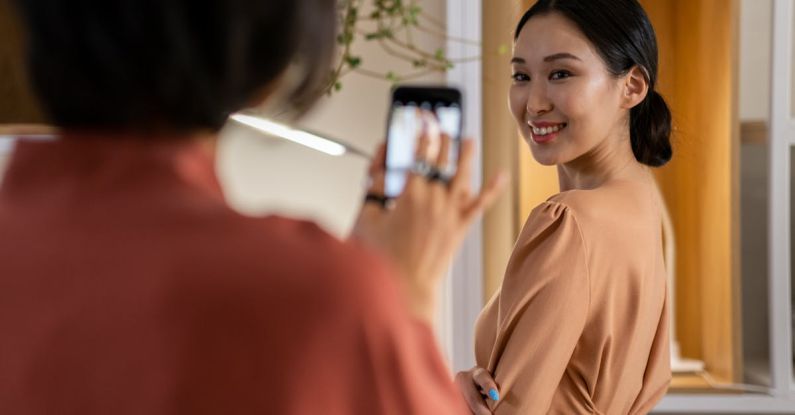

{"left": 556, "top": 130, "right": 648, "bottom": 192}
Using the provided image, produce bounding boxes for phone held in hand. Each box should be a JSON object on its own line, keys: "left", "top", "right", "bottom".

{"left": 384, "top": 86, "right": 463, "bottom": 199}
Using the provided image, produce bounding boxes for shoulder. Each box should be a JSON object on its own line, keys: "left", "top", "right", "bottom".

{"left": 513, "top": 200, "right": 589, "bottom": 280}
{"left": 520, "top": 198, "right": 585, "bottom": 250}
{"left": 549, "top": 178, "right": 652, "bottom": 208}
{"left": 542, "top": 180, "right": 659, "bottom": 240}
{"left": 514, "top": 194, "right": 603, "bottom": 290}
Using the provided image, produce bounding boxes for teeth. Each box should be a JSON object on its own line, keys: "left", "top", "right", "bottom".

{"left": 530, "top": 123, "right": 565, "bottom": 136}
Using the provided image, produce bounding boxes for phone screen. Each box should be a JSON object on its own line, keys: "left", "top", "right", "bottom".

{"left": 384, "top": 90, "right": 462, "bottom": 198}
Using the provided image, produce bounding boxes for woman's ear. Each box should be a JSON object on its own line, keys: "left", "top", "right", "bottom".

{"left": 621, "top": 66, "right": 649, "bottom": 110}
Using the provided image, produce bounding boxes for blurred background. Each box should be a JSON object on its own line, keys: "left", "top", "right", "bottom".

{"left": 1, "top": 0, "right": 793, "bottom": 413}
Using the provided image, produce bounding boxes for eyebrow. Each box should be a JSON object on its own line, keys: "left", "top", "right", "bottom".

{"left": 510, "top": 53, "right": 582, "bottom": 64}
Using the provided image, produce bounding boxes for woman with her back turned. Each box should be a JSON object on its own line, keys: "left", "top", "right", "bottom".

{"left": 456, "top": 0, "right": 673, "bottom": 413}
{"left": 0, "top": 0, "right": 505, "bottom": 413}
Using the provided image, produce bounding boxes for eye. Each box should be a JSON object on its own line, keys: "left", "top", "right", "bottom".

{"left": 511, "top": 72, "right": 530, "bottom": 82}
{"left": 549, "top": 70, "right": 572, "bottom": 81}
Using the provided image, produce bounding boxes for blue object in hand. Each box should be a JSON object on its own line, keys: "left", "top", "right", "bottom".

{"left": 488, "top": 388, "right": 500, "bottom": 401}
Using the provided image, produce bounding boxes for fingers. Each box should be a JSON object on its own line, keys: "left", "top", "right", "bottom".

{"left": 422, "top": 111, "right": 442, "bottom": 161}
{"left": 369, "top": 143, "right": 386, "bottom": 176}
{"left": 463, "top": 171, "right": 509, "bottom": 224}
{"left": 402, "top": 111, "right": 445, "bottom": 197}
{"left": 435, "top": 132, "right": 452, "bottom": 174}
{"left": 444, "top": 137, "right": 508, "bottom": 223}
{"left": 414, "top": 126, "right": 432, "bottom": 164}
{"left": 472, "top": 367, "right": 501, "bottom": 403}
{"left": 456, "top": 372, "right": 494, "bottom": 415}
{"left": 367, "top": 143, "right": 387, "bottom": 195}
{"left": 427, "top": 133, "right": 453, "bottom": 204}
{"left": 358, "top": 143, "right": 388, "bottom": 219}
{"left": 450, "top": 139, "right": 475, "bottom": 193}
{"left": 402, "top": 124, "right": 432, "bottom": 195}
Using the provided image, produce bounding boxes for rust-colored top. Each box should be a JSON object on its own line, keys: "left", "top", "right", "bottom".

{"left": 0, "top": 133, "right": 467, "bottom": 415}
{"left": 475, "top": 179, "right": 671, "bottom": 414}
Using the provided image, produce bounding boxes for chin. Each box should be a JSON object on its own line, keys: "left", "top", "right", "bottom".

{"left": 531, "top": 154, "right": 560, "bottom": 166}
{"left": 524, "top": 139, "right": 561, "bottom": 166}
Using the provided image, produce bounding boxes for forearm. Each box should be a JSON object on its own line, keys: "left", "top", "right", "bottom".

{"left": 400, "top": 281, "right": 438, "bottom": 327}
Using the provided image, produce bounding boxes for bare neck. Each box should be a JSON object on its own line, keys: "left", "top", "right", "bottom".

{"left": 557, "top": 132, "right": 649, "bottom": 192}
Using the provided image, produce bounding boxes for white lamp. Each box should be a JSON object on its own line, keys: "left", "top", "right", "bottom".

{"left": 229, "top": 113, "right": 371, "bottom": 159}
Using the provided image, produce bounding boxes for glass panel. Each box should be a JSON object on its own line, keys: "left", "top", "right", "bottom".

{"left": 791, "top": 0, "right": 795, "bottom": 119}
{"left": 791, "top": 148, "right": 795, "bottom": 385}
{"left": 739, "top": 0, "right": 773, "bottom": 388}
{"left": 738, "top": 138, "right": 770, "bottom": 388}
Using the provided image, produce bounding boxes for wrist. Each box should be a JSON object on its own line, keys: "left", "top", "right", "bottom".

{"left": 402, "top": 281, "right": 438, "bottom": 326}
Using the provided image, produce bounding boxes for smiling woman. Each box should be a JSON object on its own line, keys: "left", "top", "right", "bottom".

{"left": 455, "top": 1, "right": 673, "bottom": 414}
{"left": 508, "top": 11, "right": 671, "bottom": 170}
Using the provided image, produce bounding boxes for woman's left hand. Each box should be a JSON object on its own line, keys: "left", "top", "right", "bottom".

{"left": 455, "top": 366, "right": 500, "bottom": 415}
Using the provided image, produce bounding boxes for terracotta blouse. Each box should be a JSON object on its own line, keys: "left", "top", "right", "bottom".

{"left": 475, "top": 179, "right": 671, "bottom": 414}
{"left": 0, "top": 134, "right": 468, "bottom": 415}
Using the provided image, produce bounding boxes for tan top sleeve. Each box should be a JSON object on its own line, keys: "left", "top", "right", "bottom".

{"left": 487, "top": 202, "right": 590, "bottom": 414}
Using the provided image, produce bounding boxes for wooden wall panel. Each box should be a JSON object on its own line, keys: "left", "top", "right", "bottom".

{"left": 641, "top": 0, "right": 741, "bottom": 382}
{"left": 481, "top": 0, "right": 524, "bottom": 302}
{"left": 517, "top": 144, "right": 559, "bottom": 222}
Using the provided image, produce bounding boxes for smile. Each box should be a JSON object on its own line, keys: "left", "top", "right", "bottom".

{"left": 529, "top": 122, "right": 566, "bottom": 136}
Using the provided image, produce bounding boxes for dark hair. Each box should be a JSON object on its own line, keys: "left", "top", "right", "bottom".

{"left": 515, "top": 0, "right": 672, "bottom": 167}
{"left": 11, "top": 0, "right": 336, "bottom": 132}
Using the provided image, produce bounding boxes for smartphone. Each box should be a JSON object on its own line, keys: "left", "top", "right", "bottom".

{"left": 384, "top": 86, "right": 463, "bottom": 199}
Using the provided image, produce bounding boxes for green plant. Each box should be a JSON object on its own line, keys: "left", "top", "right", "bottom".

{"left": 329, "top": 0, "right": 480, "bottom": 92}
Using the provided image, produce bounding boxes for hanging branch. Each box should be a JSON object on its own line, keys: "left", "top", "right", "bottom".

{"left": 327, "top": 0, "right": 481, "bottom": 91}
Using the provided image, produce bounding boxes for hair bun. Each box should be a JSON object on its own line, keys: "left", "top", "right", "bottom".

{"left": 631, "top": 89, "right": 672, "bottom": 167}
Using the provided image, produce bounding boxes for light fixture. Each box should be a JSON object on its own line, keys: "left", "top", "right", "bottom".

{"left": 230, "top": 113, "right": 370, "bottom": 159}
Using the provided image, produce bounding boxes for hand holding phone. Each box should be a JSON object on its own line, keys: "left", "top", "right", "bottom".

{"left": 352, "top": 86, "right": 508, "bottom": 324}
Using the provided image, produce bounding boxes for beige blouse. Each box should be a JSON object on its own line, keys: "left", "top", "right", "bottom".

{"left": 475, "top": 178, "right": 671, "bottom": 414}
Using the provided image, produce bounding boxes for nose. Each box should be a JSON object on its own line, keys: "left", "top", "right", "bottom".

{"left": 526, "top": 81, "right": 552, "bottom": 116}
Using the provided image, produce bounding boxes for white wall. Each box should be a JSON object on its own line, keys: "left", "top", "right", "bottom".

{"left": 218, "top": 1, "right": 446, "bottom": 237}
{"left": 739, "top": 0, "right": 773, "bottom": 121}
